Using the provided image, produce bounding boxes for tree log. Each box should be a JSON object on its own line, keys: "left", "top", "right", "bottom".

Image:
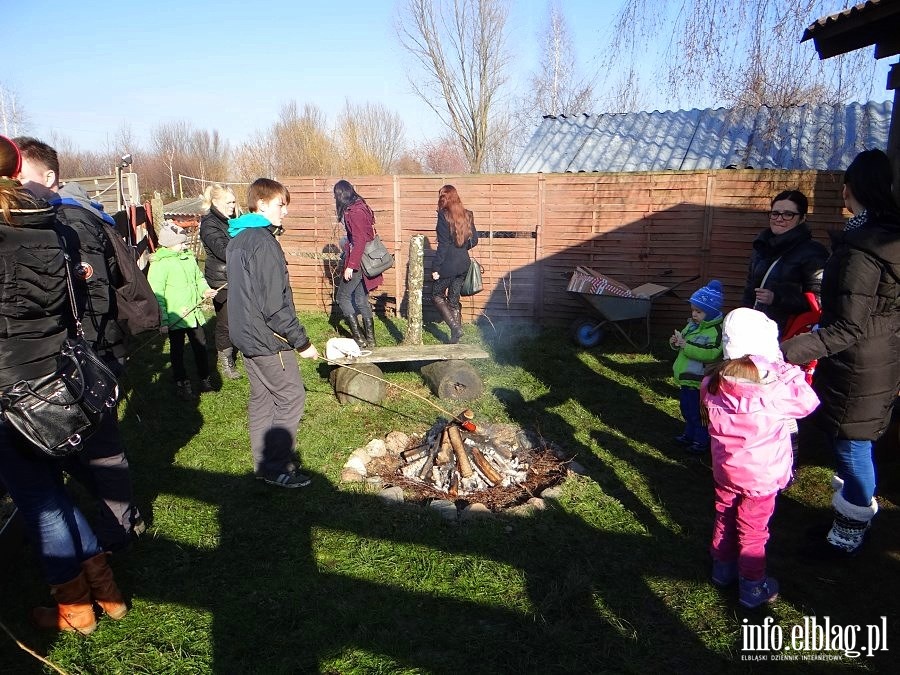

{"left": 436, "top": 428, "right": 453, "bottom": 464}
{"left": 420, "top": 360, "right": 483, "bottom": 401}
{"left": 330, "top": 364, "right": 387, "bottom": 405}
{"left": 470, "top": 446, "right": 502, "bottom": 485}
{"left": 447, "top": 425, "right": 473, "bottom": 478}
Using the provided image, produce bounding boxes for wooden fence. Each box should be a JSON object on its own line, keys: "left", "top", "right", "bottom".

{"left": 275, "top": 170, "right": 845, "bottom": 338}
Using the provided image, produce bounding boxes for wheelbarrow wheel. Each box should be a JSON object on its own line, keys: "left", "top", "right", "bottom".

{"left": 570, "top": 318, "right": 604, "bottom": 348}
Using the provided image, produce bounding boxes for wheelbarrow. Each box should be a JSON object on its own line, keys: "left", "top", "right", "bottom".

{"left": 568, "top": 269, "right": 699, "bottom": 351}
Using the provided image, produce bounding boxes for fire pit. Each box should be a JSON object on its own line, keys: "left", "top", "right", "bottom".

{"left": 341, "top": 412, "right": 569, "bottom": 514}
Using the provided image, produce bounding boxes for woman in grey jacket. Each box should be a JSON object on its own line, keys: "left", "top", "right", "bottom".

{"left": 781, "top": 149, "right": 900, "bottom": 557}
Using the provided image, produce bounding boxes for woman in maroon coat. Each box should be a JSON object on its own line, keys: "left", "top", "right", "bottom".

{"left": 334, "top": 180, "right": 382, "bottom": 347}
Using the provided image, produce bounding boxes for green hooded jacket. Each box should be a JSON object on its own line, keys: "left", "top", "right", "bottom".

{"left": 671, "top": 315, "right": 723, "bottom": 388}
{"left": 147, "top": 247, "right": 210, "bottom": 329}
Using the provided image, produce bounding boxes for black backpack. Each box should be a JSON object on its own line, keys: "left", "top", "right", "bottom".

{"left": 101, "top": 223, "right": 161, "bottom": 335}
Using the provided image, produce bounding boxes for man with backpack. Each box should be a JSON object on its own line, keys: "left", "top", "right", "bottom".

{"left": 16, "top": 137, "right": 147, "bottom": 552}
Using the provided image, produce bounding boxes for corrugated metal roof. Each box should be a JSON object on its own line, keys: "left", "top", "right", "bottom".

{"left": 513, "top": 101, "right": 893, "bottom": 174}
{"left": 163, "top": 196, "right": 205, "bottom": 215}
{"left": 803, "top": 0, "right": 887, "bottom": 38}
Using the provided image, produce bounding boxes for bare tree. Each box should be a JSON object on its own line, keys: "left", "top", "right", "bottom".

{"left": 270, "top": 101, "right": 337, "bottom": 176}
{"left": 531, "top": 2, "right": 595, "bottom": 116}
{"left": 336, "top": 101, "right": 406, "bottom": 174}
{"left": 418, "top": 133, "right": 469, "bottom": 174}
{"left": 188, "top": 129, "right": 230, "bottom": 183}
{"left": 234, "top": 130, "right": 276, "bottom": 182}
{"left": 0, "top": 82, "right": 28, "bottom": 137}
{"left": 150, "top": 120, "right": 193, "bottom": 196}
{"left": 606, "top": 0, "right": 875, "bottom": 109}
{"left": 396, "top": 0, "right": 511, "bottom": 173}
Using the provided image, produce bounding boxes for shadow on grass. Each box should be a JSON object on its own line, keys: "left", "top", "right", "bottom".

{"left": 2, "top": 325, "right": 898, "bottom": 673}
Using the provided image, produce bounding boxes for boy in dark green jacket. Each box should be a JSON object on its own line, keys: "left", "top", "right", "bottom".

{"left": 670, "top": 280, "right": 724, "bottom": 453}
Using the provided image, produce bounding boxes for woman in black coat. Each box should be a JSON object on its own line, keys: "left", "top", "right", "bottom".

{"left": 743, "top": 190, "right": 828, "bottom": 334}
{"left": 781, "top": 149, "right": 900, "bottom": 557}
{"left": 199, "top": 184, "right": 241, "bottom": 379}
{"left": 0, "top": 135, "right": 127, "bottom": 632}
{"left": 430, "top": 185, "right": 477, "bottom": 344}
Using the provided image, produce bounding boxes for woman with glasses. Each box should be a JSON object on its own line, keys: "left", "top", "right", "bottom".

{"left": 781, "top": 149, "right": 900, "bottom": 557}
{"left": 741, "top": 190, "right": 828, "bottom": 333}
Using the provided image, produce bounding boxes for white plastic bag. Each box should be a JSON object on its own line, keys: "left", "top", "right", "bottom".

{"left": 325, "top": 337, "right": 362, "bottom": 361}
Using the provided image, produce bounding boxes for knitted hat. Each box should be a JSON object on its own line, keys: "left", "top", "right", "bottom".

{"left": 722, "top": 307, "right": 781, "bottom": 361}
{"left": 158, "top": 221, "right": 188, "bottom": 248}
{"left": 689, "top": 279, "right": 724, "bottom": 319}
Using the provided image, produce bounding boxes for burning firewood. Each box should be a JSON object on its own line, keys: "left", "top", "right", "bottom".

{"left": 470, "top": 446, "right": 501, "bottom": 485}
{"left": 447, "top": 425, "right": 474, "bottom": 478}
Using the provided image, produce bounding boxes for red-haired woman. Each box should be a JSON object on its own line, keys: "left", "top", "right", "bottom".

{"left": 430, "top": 185, "right": 478, "bottom": 343}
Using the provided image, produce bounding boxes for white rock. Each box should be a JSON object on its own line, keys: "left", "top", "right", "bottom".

{"left": 540, "top": 485, "right": 564, "bottom": 500}
{"left": 365, "top": 438, "right": 388, "bottom": 458}
{"left": 460, "top": 503, "right": 493, "bottom": 521}
{"left": 378, "top": 486, "right": 405, "bottom": 504}
{"left": 567, "top": 461, "right": 587, "bottom": 476}
{"left": 340, "top": 468, "right": 365, "bottom": 483}
{"left": 343, "top": 455, "right": 368, "bottom": 476}
{"left": 384, "top": 431, "right": 410, "bottom": 456}
{"left": 429, "top": 499, "right": 458, "bottom": 521}
{"left": 527, "top": 497, "right": 546, "bottom": 510}
{"left": 351, "top": 448, "right": 373, "bottom": 465}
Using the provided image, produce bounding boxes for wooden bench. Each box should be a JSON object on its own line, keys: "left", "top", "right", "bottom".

{"left": 327, "top": 343, "right": 489, "bottom": 365}
{"left": 327, "top": 344, "right": 489, "bottom": 404}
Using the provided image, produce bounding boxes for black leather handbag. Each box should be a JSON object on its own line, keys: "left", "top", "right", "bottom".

{"left": 0, "top": 237, "right": 119, "bottom": 458}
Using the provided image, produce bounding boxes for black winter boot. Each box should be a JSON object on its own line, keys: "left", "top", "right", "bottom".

{"left": 362, "top": 317, "right": 376, "bottom": 348}
{"left": 347, "top": 317, "right": 367, "bottom": 349}
{"left": 432, "top": 296, "right": 462, "bottom": 344}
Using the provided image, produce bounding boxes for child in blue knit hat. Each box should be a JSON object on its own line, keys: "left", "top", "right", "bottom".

{"left": 669, "top": 279, "right": 725, "bottom": 453}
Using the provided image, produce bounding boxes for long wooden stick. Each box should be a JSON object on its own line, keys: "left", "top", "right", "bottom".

{"left": 0, "top": 618, "right": 70, "bottom": 675}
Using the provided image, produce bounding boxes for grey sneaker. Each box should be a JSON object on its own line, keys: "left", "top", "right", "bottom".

{"left": 255, "top": 468, "right": 312, "bottom": 488}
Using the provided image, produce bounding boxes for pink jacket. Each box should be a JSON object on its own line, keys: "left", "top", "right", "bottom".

{"left": 701, "top": 356, "right": 819, "bottom": 497}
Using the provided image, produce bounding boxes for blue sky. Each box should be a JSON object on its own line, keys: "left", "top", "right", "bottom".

{"left": 3, "top": 0, "right": 893, "bottom": 153}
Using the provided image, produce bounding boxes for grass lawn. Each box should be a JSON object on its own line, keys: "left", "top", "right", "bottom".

{"left": 1, "top": 312, "right": 898, "bottom": 674}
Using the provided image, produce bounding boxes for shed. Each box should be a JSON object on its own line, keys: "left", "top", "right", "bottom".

{"left": 802, "top": 0, "right": 900, "bottom": 189}
{"left": 513, "top": 102, "right": 892, "bottom": 174}
{"left": 163, "top": 196, "right": 205, "bottom": 230}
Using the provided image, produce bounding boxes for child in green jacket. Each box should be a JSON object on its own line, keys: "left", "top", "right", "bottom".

{"left": 148, "top": 222, "right": 216, "bottom": 400}
{"left": 670, "top": 279, "right": 724, "bottom": 453}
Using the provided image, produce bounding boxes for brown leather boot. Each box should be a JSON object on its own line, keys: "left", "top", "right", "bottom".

{"left": 31, "top": 572, "right": 97, "bottom": 634}
{"left": 81, "top": 552, "right": 128, "bottom": 620}
{"left": 432, "top": 296, "right": 462, "bottom": 344}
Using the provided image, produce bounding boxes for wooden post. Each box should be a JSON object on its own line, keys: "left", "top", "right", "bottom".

{"left": 700, "top": 173, "right": 716, "bottom": 283}
{"left": 150, "top": 191, "right": 164, "bottom": 236}
{"left": 535, "top": 173, "right": 545, "bottom": 321}
{"left": 404, "top": 234, "right": 424, "bottom": 345}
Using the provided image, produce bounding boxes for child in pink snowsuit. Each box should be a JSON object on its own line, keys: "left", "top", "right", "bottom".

{"left": 701, "top": 308, "right": 819, "bottom": 608}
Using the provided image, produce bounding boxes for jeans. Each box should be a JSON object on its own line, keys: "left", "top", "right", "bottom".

{"left": 243, "top": 351, "right": 306, "bottom": 475}
{"left": 679, "top": 386, "right": 709, "bottom": 446}
{"left": 832, "top": 438, "right": 875, "bottom": 506}
{"left": 710, "top": 484, "right": 777, "bottom": 581}
{"left": 0, "top": 422, "right": 102, "bottom": 585}
{"left": 63, "top": 409, "right": 141, "bottom": 551}
{"left": 169, "top": 326, "right": 210, "bottom": 381}
{"left": 336, "top": 270, "right": 371, "bottom": 321}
